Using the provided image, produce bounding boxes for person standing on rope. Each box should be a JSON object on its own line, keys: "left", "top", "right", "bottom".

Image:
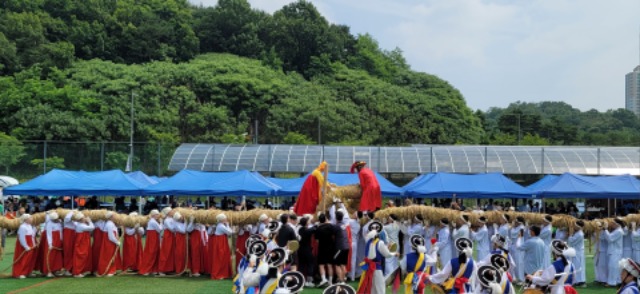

{"left": 350, "top": 161, "right": 381, "bottom": 212}
{"left": 294, "top": 161, "right": 328, "bottom": 215}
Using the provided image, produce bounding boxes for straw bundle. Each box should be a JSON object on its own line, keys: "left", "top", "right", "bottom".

{"left": 0, "top": 205, "right": 605, "bottom": 234}
{"left": 316, "top": 184, "right": 362, "bottom": 213}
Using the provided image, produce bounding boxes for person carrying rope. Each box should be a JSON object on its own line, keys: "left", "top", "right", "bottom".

{"left": 12, "top": 214, "right": 37, "bottom": 279}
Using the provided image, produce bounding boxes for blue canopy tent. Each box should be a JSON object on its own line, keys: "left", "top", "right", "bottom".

{"left": 144, "top": 170, "right": 279, "bottom": 196}
{"left": 4, "top": 169, "right": 146, "bottom": 196}
{"left": 526, "top": 175, "right": 558, "bottom": 191}
{"left": 402, "top": 172, "right": 534, "bottom": 199}
{"left": 127, "top": 171, "right": 159, "bottom": 187}
{"left": 529, "top": 173, "right": 640, "bottom": 199}
{"left": 149, "top": 176, "right": 168, "bottom": 182}
{"left": 265, "top": 176, "right": 307, "bottom": 196}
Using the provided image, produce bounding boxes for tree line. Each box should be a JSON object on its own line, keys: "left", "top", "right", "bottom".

{"left": 0, "top": 0, "right": 638, "bottom": 176}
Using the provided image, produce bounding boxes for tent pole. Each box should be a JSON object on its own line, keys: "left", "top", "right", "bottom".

{"left": 71, "top": 195, "right": 74, "bottom": 210}
{"left": 139, "top": 196, "right": 142, "bottom": 215}
{"left": 608, "top": 199, "right": 610, "bottom": 217}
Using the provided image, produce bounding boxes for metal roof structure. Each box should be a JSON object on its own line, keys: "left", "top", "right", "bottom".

{"left": 168, "top": 144, "right": 640, "bottom": 175}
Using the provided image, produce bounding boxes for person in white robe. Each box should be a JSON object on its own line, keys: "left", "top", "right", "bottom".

{"left": 435, "top": 218, "right": 452, "bottom": 270}
{"left": 452, "top": 214, "right": 470, "bottom": 256}
{"left": 471, "top": 216, "right": 490, "bottom": 262}
{"left": 509, "top": 216, "right": 525, "bottom": 283}
{"left": 516, "top": 225, "right": 545, "bottom": 277}
{"left": 401, "top": 214, "right": 426, "bottom": 258}
{"left": 567, "top": 220, "right": 586, "bottom": 286}
{"left": 594, "top": 220, "right": 609, "bottom": 284}
{"left": 348, "top": 211, "right": 361, "bottom": 282}
{"left": 603, "top": 218, "right": 625, "bottom": 287}
{"left": 623, "top": 223, "right": 633, "bottom": 260}
{"left": 383, "top": 214, "right": 401, "bottom": 275}
{"left": 357, "top": 221, "right": 398, "bottom": 294}
{"left": 631, "top": 221, "right": 640, "bottom": 264}
{"left": 539, "top": 215, "right": 554, "bottom": 269}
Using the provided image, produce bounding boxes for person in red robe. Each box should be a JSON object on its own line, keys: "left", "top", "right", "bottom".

{"left": 12, "top": 214, "right": 37, "bottom": 279}
{"left": 294, "top": 161, "right": 328, "bottom": 215}
{"left": 122, "top": 212, "right": 144, "bottom": 272}
{"left": 92, "top": 219, "right": 105, "bottom": 274}
{"left": 97, "top": 212, "right": 122, "bottom": 277}
{"left": 42, "top": 211, "right": 64, "bottom": 277}
{"left": 62, "top": 211, "right": 80, "bottom": 276}
{"left": 235, "top": 224, "right": 252, "bottom": 269}
{"left": 72, "top": 215, "right": 94, "bottom": 277}
{"left": 158, "top": 207, "right": 175, "bottom": 274}
{"left": 351, "top": 161, "right": 382, "bottom": 212}
{"left": 210, "top": 213, "right": 233, "bottom": 279}
{"left": 173, "top": 212, "right": 189, "bottom": 275}
{"left": 188, "top": 222, "right": 208, "bottom": 277}
{"left": 139, "top": 209, "right": 163, "bottom": 276}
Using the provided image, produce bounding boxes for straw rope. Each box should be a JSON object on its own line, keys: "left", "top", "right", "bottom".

{"left": 0, "top": 202, "right": 622, "bottom": 235}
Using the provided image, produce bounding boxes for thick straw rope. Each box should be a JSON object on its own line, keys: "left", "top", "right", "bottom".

{"left": 0, "top": 202, "right": 617, "bottom": 236}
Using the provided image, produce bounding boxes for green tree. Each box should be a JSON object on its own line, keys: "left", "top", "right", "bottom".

{"left": 31, "top": 156, "right": 65, "bottom": 172}
{"left": 0, "top": 132, "right": 25, "bottom": 174}
{"left": 282, "top": 132, "right": 314, "bottom": 145}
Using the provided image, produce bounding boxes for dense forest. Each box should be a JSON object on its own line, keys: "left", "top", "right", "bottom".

{"left": 0, "top": 0, "right": 639, "bottom": 156}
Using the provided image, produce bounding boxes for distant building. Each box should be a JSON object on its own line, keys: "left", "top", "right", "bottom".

{"left": 625, "top": 65, "right": 640, "bottom": 116}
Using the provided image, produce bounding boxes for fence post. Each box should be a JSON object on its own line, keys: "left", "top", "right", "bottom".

{"left": 157, "top": 143, "right": 161, "bottom": 176}
{"left": 43, "top": 141, "right": 47, "bottom": 174}
{"left": 100, "top": 142, "right": 105, "bottom": 171}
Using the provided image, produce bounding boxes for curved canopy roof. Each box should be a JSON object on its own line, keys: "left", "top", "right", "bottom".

{"left": 169, "top": 144, "right": 640, "bottom": 175}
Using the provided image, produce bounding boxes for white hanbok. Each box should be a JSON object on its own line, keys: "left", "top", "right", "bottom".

{"left": 567, "top": 229, "right": 586, "bottom": 284}
{"left": 383, "top": 221, "right": 401, "bottom": 275}
{"left": 603, "top": 227, "right": 623, "bottom": 286}
{"left": 471, "top": 225, "right": 490, "bottom": 262}
{"left": 539, "top": 224, "right": 553, "bottom": 269}
{"left": 509, "top": 224, "right": 525, "bottom": 281}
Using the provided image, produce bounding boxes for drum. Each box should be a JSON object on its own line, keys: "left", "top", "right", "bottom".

{"left": 522, "top": 289, "right": 544, "bottom": 294}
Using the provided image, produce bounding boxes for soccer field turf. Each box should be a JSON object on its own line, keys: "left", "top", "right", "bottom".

{"left": 0, "top": 236, "right": 613, "bottom": 293}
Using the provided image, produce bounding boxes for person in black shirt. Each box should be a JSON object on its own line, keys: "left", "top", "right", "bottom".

{"left": 276, "top": 213, "right": 300, "bottom": 270}
{"left": 315, "top": 213, "right": 339, "bottom": 287}
{"left": 333, "top": 210, "right": 351, "bottom": 284}
{"left": 298, "top": 216, "right": 317, "bottom": 287}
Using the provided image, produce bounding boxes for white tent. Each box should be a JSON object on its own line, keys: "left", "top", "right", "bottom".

{"left": 0, "top": 176, "right": 19, "bottom": 188}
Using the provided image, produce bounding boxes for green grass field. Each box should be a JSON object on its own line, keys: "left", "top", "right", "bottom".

{"left": 0, "top": 236, "right": 613, "bottom": 293}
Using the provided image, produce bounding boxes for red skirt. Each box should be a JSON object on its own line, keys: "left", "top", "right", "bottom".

{"left": 174, "top": 233, "right": 188, "bottom": 273}
{"left": 122, "top": 234, "right": 141, "bottom": 271}
{"left": 92, "top": 230, "right": 104, "bottom": 273}
{"left": 158, "top": 232, "right": 175, "bottom": 273}
{"left": 12, "top": 235, "right": 36, "bottom": 278}
{"left": 72, "top": 232, "right": 92, "bottom": 276}
{"left": 42, "top": 231, "right": 63, "bottom": 274}
{"left": 236, "top": 233, "right": 250, "bottom": 269}
{"left": 63, "top": 228, "right": 76, "bottom": 272}
{"left": 189, "top": 232, "right": 205, "bottom": 274}
{"left": 210, "top": 234, "right": 232, "bottom": 280}
{"left": 139, "top": 231, "right": 160, "bottom": 275}
{"left": 203, "top": 235, "right": 212, "bottom": 275}
{"left": 35, "top": 234, "right": 46, "bottom": 273}
{"left": 97, "top": 238, "right": 121, "bottom": 276}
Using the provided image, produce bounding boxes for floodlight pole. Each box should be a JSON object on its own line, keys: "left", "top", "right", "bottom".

{"left": 128, "top": 91, "right": 136, "bottom": 172}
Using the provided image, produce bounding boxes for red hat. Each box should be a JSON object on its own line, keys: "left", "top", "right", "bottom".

{"left": 350, "top": 161, "right": 366, "bottom": 173}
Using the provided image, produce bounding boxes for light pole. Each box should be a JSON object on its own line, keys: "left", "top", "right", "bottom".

{"left": 127, "top": 91, "right": 136, "bottom": 172}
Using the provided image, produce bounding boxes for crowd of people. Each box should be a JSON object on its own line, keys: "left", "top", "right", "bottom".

{"left": 8, "top": 204, "right": 640, "bottom": 294}
{"left": 4, "top": 160, "right": 640, "bottom": 294}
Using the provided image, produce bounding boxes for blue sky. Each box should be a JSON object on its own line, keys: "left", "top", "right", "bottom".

{"left": 189, "top": 0, "right": 640, "bottom": 112}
